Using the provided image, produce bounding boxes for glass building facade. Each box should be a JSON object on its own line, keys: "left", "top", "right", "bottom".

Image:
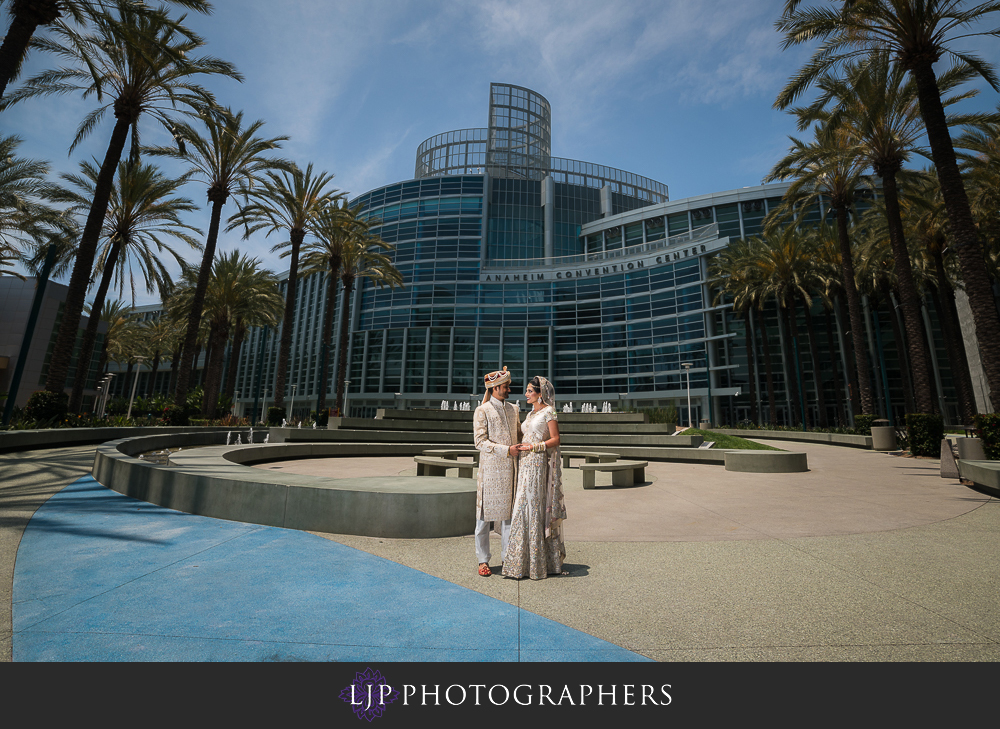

{"left": 226, "top": 84, "right": 965, "bottom": 426}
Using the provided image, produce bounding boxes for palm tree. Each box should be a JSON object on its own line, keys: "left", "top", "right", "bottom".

{"left": 297, "top": 200, "right": 367, "bottom": 416}
{"left": 0, "top": 134, "right": 71, "bottom": 271}
{"left": 709, "top": 237, "right": 762, "bottom": 424}
{"left": 333, "top": 231, "right": 403, "bottom": 416}
{"left": 766, "top": 126, "right": 876, "bottom": 414}
{"left": 0, "top": 0, "right": 211, "bottom": 101}
{"left": 146, "top": 107, "right": 291, "bottom": 408}
{"left": 751, "top": 228, "right": 828, "bottom": 428}
{"left": 793, "top": 53, "right": 986, "bottom": 415}
{"left": 51, "top": 158, "right": 200, "bottom": 411}
{"left": 1, "top": 6, "right": 240, "bottom": 398}
{"left": 199, "top": 252, "right": 282, "bottom": 418}
{"left": 228, "top": 164, "right": 342, "bottom": 413}
{"left": 775, "top": 0, "right": 1000, "bottom": 410}
{"left": 87, "top": 297, "right": 137, "bottom": 404}
{"left": 898, "top": 171, "right": 978, "bottom": 423}
{"left": 139, "top": 314, "right": 180, "bottom": 397}
{"left": 957, "top": 108, "right": 1000, "bottom": 277}
{"left": 809, "top": 222, "right": 854, "bottom": 425}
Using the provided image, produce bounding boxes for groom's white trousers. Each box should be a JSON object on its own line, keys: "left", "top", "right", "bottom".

{"left": 475, "top": 519, "right": 511, "bottom": 564}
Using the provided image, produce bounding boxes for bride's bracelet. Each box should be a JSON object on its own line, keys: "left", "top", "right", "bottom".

{"left": 532, "top": 441, "right": 546, "bottom": 453}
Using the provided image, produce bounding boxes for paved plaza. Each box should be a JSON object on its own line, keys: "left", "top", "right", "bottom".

{"left": 2, "top": 439, "right": 998, "bottom": 661}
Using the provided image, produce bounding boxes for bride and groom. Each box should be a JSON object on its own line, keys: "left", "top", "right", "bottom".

{"left": 473, "top": 366, "right": 567, "bottom": 580}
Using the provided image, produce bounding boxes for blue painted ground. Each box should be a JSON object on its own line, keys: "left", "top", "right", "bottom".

{"left": 13, "top": 477, "right": 647, "bottom": 662}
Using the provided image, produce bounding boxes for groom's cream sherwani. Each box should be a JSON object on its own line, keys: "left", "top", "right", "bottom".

{"left": 473, "top": 397, "right": 520, "bottom": 521}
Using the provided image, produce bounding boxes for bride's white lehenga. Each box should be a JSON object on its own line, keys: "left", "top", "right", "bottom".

{"left": 503, "top": 398, "right": 566, "bottom": 580}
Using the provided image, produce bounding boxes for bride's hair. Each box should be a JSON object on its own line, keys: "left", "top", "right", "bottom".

{"left": 530, "top": 376, "right": 542, "bottom": 391}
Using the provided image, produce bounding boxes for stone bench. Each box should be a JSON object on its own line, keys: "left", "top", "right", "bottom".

{"left": 421, "top": 449, "right": 480, "bottom": 464}
{"left": 414, "top": 455, "right": 475, "bottom": 478}
{"left": 560, "top": 449, "right": 620, "bottom": 468}
{"left": 578, "top": 460, "right": 648, "bottom": 489}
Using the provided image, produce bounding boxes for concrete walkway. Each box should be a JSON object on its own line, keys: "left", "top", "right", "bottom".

{"left": 3, "top": 440, "right": 998, "bottom": 661}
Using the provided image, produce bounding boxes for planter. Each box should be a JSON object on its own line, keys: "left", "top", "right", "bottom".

{"left": 870, "top": 426, "right": 897, "bottom": 451}
{"left": 956, "top": 437, "right": 986, "bottom": 461}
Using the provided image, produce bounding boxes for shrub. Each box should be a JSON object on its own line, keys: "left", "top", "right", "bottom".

{"left": 160, "top": 404, "right": 188, "bottom": 426}
{"left": 106, "top": 395, "right": 129, "bottom": 416}
{"left": 973, "top": 413, "right": 1000, "bottom": 460}
{"left": 853, "top": 414, "right": 876, "bottom": 436}
{"left": 315, "top": 408, "right": 329, "bottom": 427}
{"left": 663, "top": 404, "right": 678, "bottom": 424}
{"left": 906, "top": 413, "right": 944, "bottom": 457}
{"left": 24, "top": 390, "right": 68, "bottom": 422}
{"left": 267, "top": 406, "right": 286, "bottom": 425}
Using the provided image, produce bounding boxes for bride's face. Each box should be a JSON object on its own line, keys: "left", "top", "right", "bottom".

{"left": 525, "top": 384, "right": 540, "bottom": 405}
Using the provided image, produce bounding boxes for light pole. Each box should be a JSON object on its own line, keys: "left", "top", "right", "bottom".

{"left": 290, "top": 384, "right": 297, "bottom": 422}
{"left": 126, "top": 356, "right": 146, "bottom": 420}
{"left": 99, "top": 374, "right": 115, "bottom": 417}
{"left": 234, "top": 390, "right": 241, "bottom": 419}
{"left": 681, "top": 362, "right": 693, "bottom": 428}
{"left": 343, "top": 380, "right": 351, "bottom": 418}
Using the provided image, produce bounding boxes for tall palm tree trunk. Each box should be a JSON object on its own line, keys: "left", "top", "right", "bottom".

{"left": 45, "top": 116, "right": 132, "bottom": 394}
{"left": 930, "top": 250, "right": 976, "bottom": 425}
{"left": 69, "top": 239, "right": 123, "bottom": 413}
{"left": 883, "top": 288, "right": 915, "bottom": 417}
{"left": 168, "top": 347, "right": 180, "bottom": 394}
{"left": 834, "top": 206, "right": 874, "bottom": 414}
{"left": 223, "top": 323, "right": 246, "bottom": 407}
{"left": 201, "top": 320, "right": 228, "bottom": 418}
{"left": 880, "top": 170, "right": 936, "bottom": 413}
{"left": 175, "top": 192, "right": 226, "bottom": 407}
{"left": 836, "top": 295, "right": 861, "bottom": 417}
{"left": 801, "top": 296, "right": 827, "bottom": 428}
{"left": 147, "top": 352, "right": 161, "bottom": 398}
{"left": 782, "top": 303, "right": 806, "bottom": 428}
{"left": 758, "top": 314, "right": 778, "bottom": 425}
{"left": 0, "top": 0, "right": 60, "bottom": 101}
{"left": 335, "top": 274, "right": 355, "bottom": 416}
{"left": 189, "top": 343, "right": 202, "bottom": 387}
{"left": 824, "top": 309, "right": 845, "bottom": 426}
{"left": 909, "top": 60, "right": 1000, "bottom": 410}
{"left": 743, "top": 309, "right": 758, "bottom": 424}
{"left": 273, "top": 229, "right": 305, "bottom": 412}
{"left": 317, "top": 268, "right": 340, "bottom": 415}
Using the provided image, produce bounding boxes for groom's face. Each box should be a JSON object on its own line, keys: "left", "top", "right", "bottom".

{"left": 494, "top": 382, "right": 510, "bottom": 400}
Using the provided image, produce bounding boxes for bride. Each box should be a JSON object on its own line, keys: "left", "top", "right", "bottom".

{"left": 502, "top": 376, "right": 567, "bottom": 580}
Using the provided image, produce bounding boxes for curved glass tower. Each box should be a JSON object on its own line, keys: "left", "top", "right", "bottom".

{"left": 232, "top": 82, "right": 961, "bottom": 428}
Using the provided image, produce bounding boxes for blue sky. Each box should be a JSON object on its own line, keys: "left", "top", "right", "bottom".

{"left": 4, "top": 0, "right": 1000, "bottom": 305}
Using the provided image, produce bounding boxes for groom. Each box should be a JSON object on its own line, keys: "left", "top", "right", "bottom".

{"left": 472, "top": 366, "right": 521, "bottom": 577}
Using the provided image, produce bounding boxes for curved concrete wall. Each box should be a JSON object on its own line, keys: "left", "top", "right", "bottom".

{"left": 724, "top": 450, "right": 809, "bottom": 473}
{"left": 92, "top": 434, "right": 476, "bottom": 539}
{"left": 712, "top": 429, "right": 872, "bottom": 449}
{"left": 0, "top": 425, "right": 236, "bottom": 453}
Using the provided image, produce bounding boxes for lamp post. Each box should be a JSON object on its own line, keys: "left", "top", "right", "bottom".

{"left": 234, "top": 390, "right": 241, "bottom": 419}
{"left": 99, "top": 374, "right": 115, "bottom": 417}
{"left": 343, "top": 380, "right": 351, "bottom": 418}
{"left": 290, "top": 384, "right": 297, "bottom": 423}
{"left": 681, "top": 362, "right": 693, "bottom": 428}
{"left": 126, "top": 356, "right": 146, "bottom": 420}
